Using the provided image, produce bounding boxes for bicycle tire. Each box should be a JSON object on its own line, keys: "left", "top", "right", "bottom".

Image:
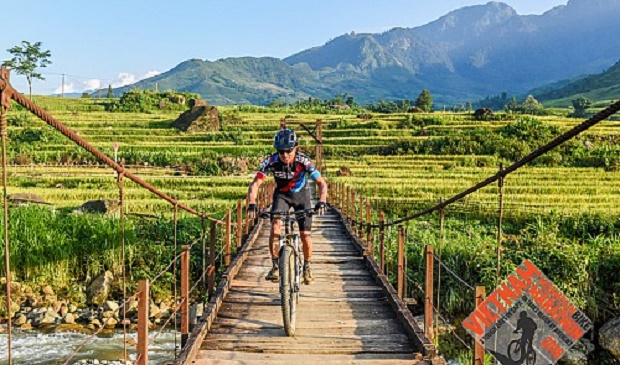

{"left": 279, "top": 245, "right": 297, "bottom": 336}
{"left": 526, "top": 347, "right": 536, "bottom": 365}
{"left": 507, "top": 339, "right": 522, "bottom": 362}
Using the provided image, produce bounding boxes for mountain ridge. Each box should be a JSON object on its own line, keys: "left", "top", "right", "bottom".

{"left": 116, "top": 0, "right": 620, "bottom": 105}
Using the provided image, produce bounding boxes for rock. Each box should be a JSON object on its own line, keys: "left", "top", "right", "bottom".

{"left": 103, "top": 301, "right": 119, "bottom": 312}
{"left": 9, "top": 281, "right": 21, "bottom": 293}
{"left": 69, "top": 304, "right": 78, "bottom": 313}
{"left": 86, "top": 271, "right": 113, "bottom": 305}
{"left": 103, "top": 318, "right": 118, "bottom": 329}
{"left": 474, "top": 107, "right": 495, "bottom": 121}
{"left": 90, "top": 318, "right": 102, "bottom": 327}
{"left": 0, "top": 325, "right": 4, "bottom": 333}
{"left": 53, "top": 323, "right": 92, "bottom": 335}
{"left": 600, "top": 317, "right": 620, "bottom": 359}
{"left": 14, "top": 314, "right": 27, "bottom": 326}
{"left": 63, "top": 313, "right": 75, "bottom": 324}
{"left": 59, "top": 304, "right": 69, "bottom": 317}
{"left": 77, "top": 199, "right": 119, "bottom": 214}
{"left": 102, "top": 310, "right": 116, "bottom": 319}
{"left": 19, "top": 322, "right": 32, "bottom": 330}
{"left": 559, "top": 347, "right": 588, "bottom": 365}
{"left": 41, "top": 285, "right": 54, "bottom": 295}
{"left": 149, "top": 303, "right": 161, "bottom": 319}
{"left": 173, "top": 101, "right": 220, "bottom": 132}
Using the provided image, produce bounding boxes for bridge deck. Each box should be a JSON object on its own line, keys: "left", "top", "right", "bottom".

{"left": 190, "top": 211, "right": 428, "bottom": 364}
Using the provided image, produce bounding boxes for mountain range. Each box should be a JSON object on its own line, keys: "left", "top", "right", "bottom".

{"left": 115, "top": 0, "right": 620, "bottom": 105}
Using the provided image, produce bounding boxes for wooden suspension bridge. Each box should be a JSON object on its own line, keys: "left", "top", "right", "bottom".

{"left": 176, "top": 199, "right": 439, "bottom": 365}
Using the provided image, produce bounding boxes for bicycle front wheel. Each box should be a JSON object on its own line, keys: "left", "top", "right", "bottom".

{"left": 279, "top": 245, "right": 297, "bottom": 336}
{"left": 507, "top": 339, "right": 522, "bottom": 362}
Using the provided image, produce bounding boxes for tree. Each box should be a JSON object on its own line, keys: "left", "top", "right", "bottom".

{"left": 106, "top": 85, "right": 114, "bottom": 99}
{"left": 415, "top": 89, "right": 433, "bottom": 112}
{"left": 3, "top": 41, "right": 52, "bottom": 99}
{"left": 505, "top": 97, "right": 519, "bottom": 113}
{"left": 521, "top": 95, "right": 543, "bottom": 115}
{"left": 571, "top": 96, "right": 591, "bottom": 117}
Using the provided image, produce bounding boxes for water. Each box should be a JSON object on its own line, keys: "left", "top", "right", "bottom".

{"left": 0, "top": 326, "right": 180, "bottom": 365}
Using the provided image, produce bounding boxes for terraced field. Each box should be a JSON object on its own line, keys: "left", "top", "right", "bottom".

{"left": 6, "top": 97, "right": 620, "bottom": 217}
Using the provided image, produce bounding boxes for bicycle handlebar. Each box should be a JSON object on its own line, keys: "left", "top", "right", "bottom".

{"left": 259, "top": 209, "right": 316, "bottom": 220}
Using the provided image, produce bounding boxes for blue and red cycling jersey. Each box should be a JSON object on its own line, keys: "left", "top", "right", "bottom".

{"left": 256, "top": 152, "right": 321, "bottom": 193}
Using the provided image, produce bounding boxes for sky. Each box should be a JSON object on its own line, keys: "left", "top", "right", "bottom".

{"left": 1, "top": 0, "right": 568, "bottom": 95}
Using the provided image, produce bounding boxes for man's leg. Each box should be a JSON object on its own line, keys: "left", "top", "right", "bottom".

{"left": 266, "top": 192, "right": 288, "bottom": 282}
{"left": 265, "top": 220, "right": 282, "bottom": 281}
{"left": 270, "top": 220, "right": 282, "bottom": 258}
{"left": 300, "top": 231, "right": 314, "bottom": 284}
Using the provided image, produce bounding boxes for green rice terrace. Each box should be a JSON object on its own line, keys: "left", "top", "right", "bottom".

{"left": 1, "top": 95, "right": 620, "bottom": 363}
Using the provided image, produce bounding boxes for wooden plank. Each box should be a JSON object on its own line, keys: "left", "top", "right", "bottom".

{"left": 194, "top": 351, "right": 425, "bottom": 364}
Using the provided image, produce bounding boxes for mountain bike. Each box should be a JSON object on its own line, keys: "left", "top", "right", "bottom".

{"left": 260, "top": 209, "right": 315, "bottom": 336}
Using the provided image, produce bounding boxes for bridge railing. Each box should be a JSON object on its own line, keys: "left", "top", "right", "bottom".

{"left": 0, "top": 66, "right": 275, "bottom": 365}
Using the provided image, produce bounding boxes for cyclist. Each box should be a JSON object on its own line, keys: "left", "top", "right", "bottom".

{"left": 514, "top": 311, "right": 537, "bottom": 363}
{"left": 246, "top": 128, "right": 328, "bottom": 285}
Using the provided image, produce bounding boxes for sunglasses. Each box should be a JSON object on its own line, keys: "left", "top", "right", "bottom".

{"left": 278, "top": 149, "right": 294, "bottom": 155}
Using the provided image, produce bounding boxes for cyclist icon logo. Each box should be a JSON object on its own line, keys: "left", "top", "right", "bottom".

{"left": 507, "top": 311, "right": 538, "bottom": 365}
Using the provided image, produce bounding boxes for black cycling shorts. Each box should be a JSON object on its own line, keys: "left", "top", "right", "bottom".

{"left": 271, "top": 188, "right": 313, "bottom": 231}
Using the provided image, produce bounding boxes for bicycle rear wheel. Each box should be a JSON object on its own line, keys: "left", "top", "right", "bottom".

{"left": 279, "top": 245, "right": 297, "bottom": 336}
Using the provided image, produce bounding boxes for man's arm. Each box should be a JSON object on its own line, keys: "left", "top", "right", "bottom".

{"left": 315, "top": 176, "right": 328, "bottom": 202}
{"left": 247, "top": 176, "right": 264, "bottom": 205}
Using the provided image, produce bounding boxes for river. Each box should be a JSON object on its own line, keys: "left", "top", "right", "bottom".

{"left": 0, "top": 326, "right": 179, "bottom": 365}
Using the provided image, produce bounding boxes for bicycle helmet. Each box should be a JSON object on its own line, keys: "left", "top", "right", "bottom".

{"left": 273, "top": 129, "right": 298, "bottom": 150}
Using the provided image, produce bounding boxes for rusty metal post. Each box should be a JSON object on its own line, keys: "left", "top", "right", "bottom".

{"left": 436, "top": 198, "right": 444, "bottom": 339}
{"left": 208, "top": 221, "right": 217, "bottom": 298}
{"left": 397, "top": 226, "right": 405, "bottom": 299}
{"left": 237, "top": 199, "right": 243, "bottom": 249}
{"left": 181, "top": 245, "right": 190, "bottom": 347}
{"left": 358, "top": 195, "right": 363, "bottom": 237}
{"left": 366, "top": 200, "right": 372, "bottom": 256}
{"left": 474, "top": 286, "right": 486, "bottom": 365}
{"left": 137, "top": 280, "right": 150, "bottom": 365}
{"left": 350, "top": 188, "right": 354, "bottom": 226}
{"left": 244, "top": 199, "right": 250, "bottom": 236}
{"left": 201, "top": 216, "right": 207, "bottom": 294}
{"left": 340, "top": 183, "right": 345, "bottom": 214}
{"left": 425, "top": 245, "right": 435, "bottom": 341}
{"left": 496, "top": 164, "right": 505, "bottom": 286}
{"left": 342, "top": 185, "right": 347, "bottom": 219}
{"left": 379, "top": 211, "right": 385, "bottom": 274}
{"left": 225, "top": 208, "right": 231, "bottom": 266}
{"left": 1, "top": 84, "right": 13, "bottom": 365}
{"left": 117, "top": 158, "right": 128, "bottom": 362}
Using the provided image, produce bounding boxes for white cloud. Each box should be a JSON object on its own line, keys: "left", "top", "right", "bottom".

{"left": 54, "top": 82, "right": 75, "bottom": 94}
{"left": 143, "top": 70, "right": 160, "bottom": 79}
{"left": 112, "top": 70, "right": 160, "bottom": 88}
{"left": 84, "top": 79, "right": 102, "bottom": 91}
{"left": 113, "top": 72, "right": 137, "bottom": 87}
